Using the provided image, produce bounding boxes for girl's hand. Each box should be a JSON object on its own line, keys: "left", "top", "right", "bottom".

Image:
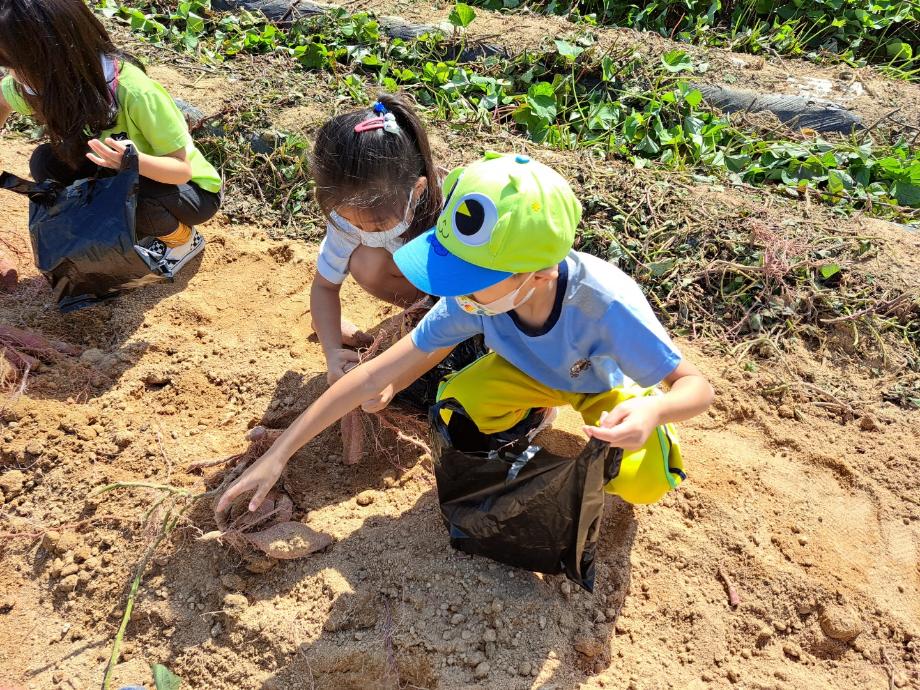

{"left": 86, "top": 137, "right": 133, "bottom": 170}
{"left": 583, "top": 397, "right": 662, "bottom": 451}
{"left": 215, "top": 448, "right": 287, "bottom": 514}
{"left": 326, "top": 348, "right": 361, "bottom": 385}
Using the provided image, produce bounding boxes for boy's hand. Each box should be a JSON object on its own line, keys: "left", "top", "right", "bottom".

{"left": 326, "top": 348, "right": 361, "bottom": 385}
{"left": 583, "top": 397, "right": 662, "bottom": 451}
{"left": 215, "top": 449, "right": 287, "bottom": 514}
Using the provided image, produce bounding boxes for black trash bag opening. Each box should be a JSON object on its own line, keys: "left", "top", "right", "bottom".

{"left": 0, "top": 144, "right": 168, "bottom": 313}
{"left": 429, "top": 399, "right": 623, "bottom": 592}
{"left": 394, "top": 334, "right": 486, "bottom": 411}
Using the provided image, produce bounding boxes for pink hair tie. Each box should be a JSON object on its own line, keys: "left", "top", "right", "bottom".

{"left": 354, "top": 116, "right": 385, "bottom": 133}
{"left": 354, "top": 112, "right": 400, "bottom": 134}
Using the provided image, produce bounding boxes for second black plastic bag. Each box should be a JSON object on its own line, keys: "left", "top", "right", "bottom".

{"left": 430, "top": 399, "right": 623, "bottom": 592}
{"left": 0, "top": 144, "right": 167, "bottom": 313}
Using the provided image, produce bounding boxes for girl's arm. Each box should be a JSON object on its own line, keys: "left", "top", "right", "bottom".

{"left": 216, "top": 333, "right": 454, "bottom": 513}
{"left": 584, "top": 360, "right": 714, "bottom": 449}
{"left": 87, "top": 137, "right": 193, "bottom": 185}
{"left": 0, "top": 94, "right": 12, "bottom": 130}
{"left": 311, "top": 273, "right": 359, "bottom": 384}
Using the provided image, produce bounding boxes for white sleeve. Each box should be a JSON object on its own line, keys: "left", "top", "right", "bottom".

{"left": 315, "top": 224, "right": 360, "bottom": 284}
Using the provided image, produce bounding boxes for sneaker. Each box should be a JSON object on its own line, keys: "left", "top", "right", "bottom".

{"left": 156, "top": 227, "right": 205, "bottom": 278}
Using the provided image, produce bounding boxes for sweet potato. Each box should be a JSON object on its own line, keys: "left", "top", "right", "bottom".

{"left": 0, "top": 324, "right": 80, "bottom": 359}
{"left": 341, "top": 410, "right": 365, "bottom": 465}
{"left": 0, "top": 255, "right": 17, "bottom": 291}
{"left": 243, "top": 522, "right": 333, "bottom": 559}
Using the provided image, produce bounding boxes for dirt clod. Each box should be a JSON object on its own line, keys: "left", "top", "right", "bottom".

{"left": 573, "top": 635, "right": 605, "bottom": 658}
{"left": 0, "top": 470, "right": 25, "bottom": 498}
{"left": 819, "top": 603, "right": 863, "bottom": 642}
{"left": 222, "top": 593, "right": 248, "bottom": 613}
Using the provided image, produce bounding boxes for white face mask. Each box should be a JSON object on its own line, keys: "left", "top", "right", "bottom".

{"left": 455, "top": 273, "right": 537, "bottom": 317}
{"left": 330, "top": 191, "right": 417, "bottom": 249}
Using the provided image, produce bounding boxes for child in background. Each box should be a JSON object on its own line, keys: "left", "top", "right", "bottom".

{"left": 309, "top": 94, "right": 443, "bottom": 383}
{"left": 217, "top": 153, "right": 714, "bottom": 515}
{"left": 0, "top": 0, "right": 221, "bottom": 276}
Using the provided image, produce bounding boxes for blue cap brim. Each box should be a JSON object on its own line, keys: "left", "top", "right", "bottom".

{"left": 394, "top": 229, "right": 512, "bottom": 297}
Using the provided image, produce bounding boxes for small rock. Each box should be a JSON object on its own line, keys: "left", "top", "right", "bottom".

{"left": 356, "top": 491, "right": 375, "bottom": 507}
{"left": 819, "top": 603, "right": 863, "bottom": 642}
{"left": 144, "top": 371, "right": 172, "bottom": 386}
{"left": 57, "top": 574, "right": 79, "bottom": 592}
{"left": 518, "top": 661, "right": 532, "bottom": 676}
{"left": 892, "top": 672, "right": 908, "bottom": 688}
{"left": 60, "top": 563, "right": 79, "bottom": 578}
{"left": 538, "top": 615, "right": 546, "bottom": 630}
{"left": 560, "top": 580, "right": 572, "bottom": 596}
{"left": 0, "top": 470, "right": 25, "bottom": 499}
{"left": 473, "top": 661, "right": 490, "bottom": 679}
{"left": 244, "top": 556, "right": 277, "bottom": 574}
{"left": 113, "top": 430, "right": 135, "bottom": 448}
{"left": 727, "top": 667, "right": 741, "bottom": 683}
{"left": 573, "top": 635, "right": 604, "bottom": 658}
{"left": 222, "top": 593, "right": 248, "bottom": 613}
{"left": 76, "top": 426, "right": 97, "bottom": 441}
{"left": 483, "top": 628, "right": 497, "bottom": 643}
{"left": 450, "top": 613, "right": 466, "bottom": 625}
{"left": 24, "top": 441, "right": 44, "bottom": 456}
{"left": 79, "top": 349, "right": 106, "bottom": 365}
{"left": 755, "top": 624, "right": 773, "bottom": 644}
{"left": 777, "top": 405, "right": 794, "bottom": 419}
{"left": 782, "top": 642, "right": 801, "bottom": 661}
{"left": 858, "top": 415, "right": 879, "bottom": 432}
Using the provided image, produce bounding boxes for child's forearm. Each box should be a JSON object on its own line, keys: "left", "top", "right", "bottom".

{"left": 0, "top": 102, "right": 10, "bottom": 130}
{"left": 656, "top": 371, "right": 714, "bottom": 425}
{"left": 138, "top": 151, "right": 193, "bottom": 185}
{"left": 310, "top": 276, "right": 345, "bottom": 354}
{"left": 267, "top": 335, "right": 452, "bottom": 463}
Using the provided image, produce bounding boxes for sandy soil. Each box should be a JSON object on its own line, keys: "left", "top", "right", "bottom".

{"left": 0, "top": 19, "right": 919, "bottom": 690}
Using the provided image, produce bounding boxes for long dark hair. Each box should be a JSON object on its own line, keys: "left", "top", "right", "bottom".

{"left": 0, "top": 0, "right": 126, "bottom": 168}
{"left": 311, "top": 93, "right": 442, "bottom": 239}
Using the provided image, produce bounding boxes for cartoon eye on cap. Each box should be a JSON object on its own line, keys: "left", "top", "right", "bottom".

{"left": 451, "top": 193, "right": 498, "bottom": 247}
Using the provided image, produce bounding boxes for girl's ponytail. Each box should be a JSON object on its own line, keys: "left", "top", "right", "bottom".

{"left": 375, "top": 93, "right": 443, "bottom": 238}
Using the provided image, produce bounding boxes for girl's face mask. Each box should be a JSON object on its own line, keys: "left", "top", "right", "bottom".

{"left": 331, "top": 191, "right": 417, "bottom": 248}
{"left": 454, "top": 273, "right": 537, "bottom": 317}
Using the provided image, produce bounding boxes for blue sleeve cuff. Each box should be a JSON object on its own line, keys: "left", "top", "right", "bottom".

{"left": 634, "top": 350, "right": 682, "bottom": 388}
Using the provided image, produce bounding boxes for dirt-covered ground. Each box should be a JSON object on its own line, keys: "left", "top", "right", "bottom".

{"left": 1, "top": 7, "right": 919, "bottom": 690}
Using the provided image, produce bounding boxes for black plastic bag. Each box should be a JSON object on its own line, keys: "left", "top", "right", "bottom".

{"left": 0, "top": 144, "right": 166, "bottom": 312}
{"left": 429, "top": 399, "right": 623, "bottom": 592}
{"left": 395, "top": 335, "right": 487, "bottom": 410}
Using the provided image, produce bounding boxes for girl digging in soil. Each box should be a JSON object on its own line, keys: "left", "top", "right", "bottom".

{"left": 0, "top": 0, "right": 222, "bottom": 276}
{"left": 309, "top": 94, "right": 443, "bottom": 384}
{"left": 217, "top": 153, "right": 714, "bottom": 516}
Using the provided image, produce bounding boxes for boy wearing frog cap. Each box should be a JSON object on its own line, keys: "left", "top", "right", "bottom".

{"left": 217, "top": 153, "right": 714, "bottom": 515}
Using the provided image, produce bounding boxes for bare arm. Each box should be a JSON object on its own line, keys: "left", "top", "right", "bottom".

{"left": 87, "top": 137, "right": 193, "bottom": 185}
{"left": 0, "top": 93, "right": 12, "bottom": 130}
{"left": 656, "top": 360, "right": 714, "bottom": 423}
{"left": 311, "top": 273, "right": 345, "bottom": 355}
{"left": 216, "top": 334, "right": 454, "bottom": 512}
